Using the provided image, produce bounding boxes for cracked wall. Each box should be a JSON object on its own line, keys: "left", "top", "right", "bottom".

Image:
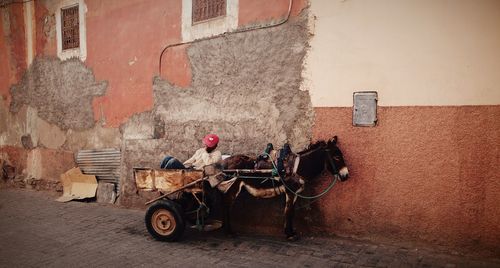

{"left": 10, "top": 57, "right": 108, "bottom": 130}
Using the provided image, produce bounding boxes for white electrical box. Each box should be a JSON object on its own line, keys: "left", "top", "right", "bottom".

{"left": 353, "top": 91, "right": 378, "bottom": 127}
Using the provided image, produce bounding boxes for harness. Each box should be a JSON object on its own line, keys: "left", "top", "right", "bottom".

{"left": 264, "top": 144, "right": 341, "bottom": 201}
{"left": 227, "top": 143, "right": 341, "bottom": 202}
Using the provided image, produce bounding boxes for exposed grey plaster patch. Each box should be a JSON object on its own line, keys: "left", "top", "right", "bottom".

{"left": 9, "top": 57, "right": 107, "bottom": 130}
{"left": 120, "top": 112, "right": 155, "bottom": 140}
{"left": 154, "top": 15, "right": 314, "bottom": 155}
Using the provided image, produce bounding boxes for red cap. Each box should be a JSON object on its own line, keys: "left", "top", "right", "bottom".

{"left": 202, "top": 134, "right": 219, "bottom": 148}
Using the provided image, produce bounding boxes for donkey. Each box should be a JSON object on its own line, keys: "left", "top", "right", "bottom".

{"left": 217, "top": 136, "right": 349, "bottom": 240}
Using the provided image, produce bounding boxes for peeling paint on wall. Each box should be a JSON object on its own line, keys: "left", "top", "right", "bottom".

{"left": 119, "top": 15, "right": 313, "bottom": 206}
{"left": 154, "top": 15, "right": 313, "bottom": 154}
{"left": 10, "top": 57, "right": 108, "bottom": 130}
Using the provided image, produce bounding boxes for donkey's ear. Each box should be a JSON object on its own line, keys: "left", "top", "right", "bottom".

{"left": 331, "top": 136, "right": 338, "bottom": 144}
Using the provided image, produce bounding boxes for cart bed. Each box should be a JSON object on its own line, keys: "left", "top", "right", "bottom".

{"left": 134, "top": 168, "right": 204, "bottom": 193}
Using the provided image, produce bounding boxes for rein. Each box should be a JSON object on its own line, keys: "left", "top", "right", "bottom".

{"left": 324, "top": 148, "right": 339, "bottom": 174}
{"left": 265, "top": 152, "right": 340, "bottom": 200}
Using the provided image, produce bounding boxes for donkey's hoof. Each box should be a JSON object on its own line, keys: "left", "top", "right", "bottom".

{"left": 286, "top": 234, "right": 300, "bottom": 242}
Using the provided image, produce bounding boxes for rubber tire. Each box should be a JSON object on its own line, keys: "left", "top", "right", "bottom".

{"left": 145, "top": 199, "right": 185, "bottom": 242}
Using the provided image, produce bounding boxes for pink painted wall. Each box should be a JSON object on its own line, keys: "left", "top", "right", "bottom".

{"left": 238, "top": 0, "right": 307, "bottom": 26}
{"left": 34, "top": 1, "right": 56, "bottom": 57}
{"left": 84, "top": 0, "right": 183, "bottom": 127}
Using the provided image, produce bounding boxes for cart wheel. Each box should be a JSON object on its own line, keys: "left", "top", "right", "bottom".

{"left": 145, "top": 199, "right": 185, "bottom": 242}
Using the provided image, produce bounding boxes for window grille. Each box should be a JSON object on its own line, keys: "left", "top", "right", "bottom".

{"left": 192, "top": 0, "right": 226, "bottom": 23}
{"left": 61, "top": 5, "right": 79, "bottom": 50}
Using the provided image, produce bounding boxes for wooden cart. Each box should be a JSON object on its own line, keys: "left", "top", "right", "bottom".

{"left": 134, "top": 168, "right": 221, "bottom": 242}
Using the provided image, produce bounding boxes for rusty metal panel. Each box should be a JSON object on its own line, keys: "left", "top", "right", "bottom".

{"left": 76, "top": 149, "right": 121, "bottom": 191}
{"left": 192, "top": 0, "right": 226, "bottom": 23}
{"left": 134, "top": 168, "right": 204, "bottom": 193}
{"left": 154, "top": 170, "right": 186, "bottom": 192}
{"left": 353, "top": 91, "right": 378, "bottom": 127}
{"left": 134, "top": 168, "right": 155, "bottom": 190}
{"left": 61, "top": 5, "right": 79, "bottom": 50}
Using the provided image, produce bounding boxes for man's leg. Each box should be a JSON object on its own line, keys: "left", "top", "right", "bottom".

{"left": 160, "top": 156, "right": 174, "bottom": 169}
{"left": 165, "top": 158, "right": 185, "bottom": 169}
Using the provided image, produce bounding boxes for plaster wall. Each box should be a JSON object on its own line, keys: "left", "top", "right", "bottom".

{"left": 86, "top": 0, "right": 183, "bottom": 127}
{"left": 120, "top": 14, "right": 313, "bottom": 206}
{"left": 34, "top": 0, "right": 56, "bottom": 57}
{"left": 181, "top": 0, "right": 238, "bottom": 42}
{"left": 10, "top": 57, "right": 108, "bottom": 130}
{"left": 154, "top": 13, "right": 314, "bottom": 152}
{"left": 238, "top": 0, "right": 307, "bottom": 27}
{"left": 0, "top": 98, "right": 25, "bottom": 147}
{"left": 0, "top": 4, "right": 26, "bottom": 103}
{"left": 0, "top": 8, "right": 10, "bottom": 96}
{"left": 305, "top": 0, "right": 500, "bottom": 106}
{"left": 23, "top": 1, "right": 34, "bottom": 66}
{"left": 26, "top": 148, "right": 74, "bottom": 181}
{"left": 311, "top": 106, "right": 500, "bottom": 256}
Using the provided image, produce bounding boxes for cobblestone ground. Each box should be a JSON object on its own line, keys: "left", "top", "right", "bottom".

{"left": 0, "top": 189, "right": 498, "bottom": 268}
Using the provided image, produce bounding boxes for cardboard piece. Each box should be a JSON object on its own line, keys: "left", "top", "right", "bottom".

{"left": 56, "top": 167, "right": 98, "bottom": 202}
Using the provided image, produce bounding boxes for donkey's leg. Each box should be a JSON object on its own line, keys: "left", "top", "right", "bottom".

{"left": 284, "top": 177, "right": 305, "bottom": 241}
{"left": 284, "top": 191, "right": 299, "bottom": 241}
{"left": 222, "top": 194, "right": 235, "bottom": 236}
{"left": 222, "top": 180, "right": 243, "bottom": 236}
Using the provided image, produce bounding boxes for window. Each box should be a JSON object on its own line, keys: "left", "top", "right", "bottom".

{"left": 182, "top": 0, "right": 236, "bottom": 42}
{"left": 55, "top": 0, "right": 87, "bottom": 61}
{"left": 192, "top": 0, "right": 226, "bottom": 23}
{"left": 61, "top": 5, "right": 79, "bottom": 50}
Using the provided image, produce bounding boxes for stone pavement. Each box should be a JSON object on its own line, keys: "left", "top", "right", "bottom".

{"left": 0, "top": 189, "right": 498, "bottom": 268}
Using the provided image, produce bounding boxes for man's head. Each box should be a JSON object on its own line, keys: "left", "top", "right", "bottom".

{"left": 203, "top": 134, "right": 219, "bottom": 152}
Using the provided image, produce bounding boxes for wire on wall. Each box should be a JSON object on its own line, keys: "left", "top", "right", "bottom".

{"left": 158, "top": 0, "right": 294, "bottom": 75}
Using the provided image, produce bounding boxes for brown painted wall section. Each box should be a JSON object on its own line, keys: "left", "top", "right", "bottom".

{"left": 311, "top": 106, "right": 500, "bottom": 255}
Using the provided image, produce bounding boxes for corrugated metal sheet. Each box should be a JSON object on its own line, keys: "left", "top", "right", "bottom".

{"left": 76, "top": 149, "right": 121, "bottom": 191}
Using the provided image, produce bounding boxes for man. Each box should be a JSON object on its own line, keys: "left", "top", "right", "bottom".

{"left": 160, "top": 134, "right": 222, "bottom": 170}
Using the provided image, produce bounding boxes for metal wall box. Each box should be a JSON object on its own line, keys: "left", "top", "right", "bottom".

{"left": 353, "top": 91, "right": 378, "bottom": 127}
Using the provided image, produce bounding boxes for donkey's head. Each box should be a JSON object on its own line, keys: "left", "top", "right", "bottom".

{"left": 325, "top": 136, "right": 349, "bottom": 181}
